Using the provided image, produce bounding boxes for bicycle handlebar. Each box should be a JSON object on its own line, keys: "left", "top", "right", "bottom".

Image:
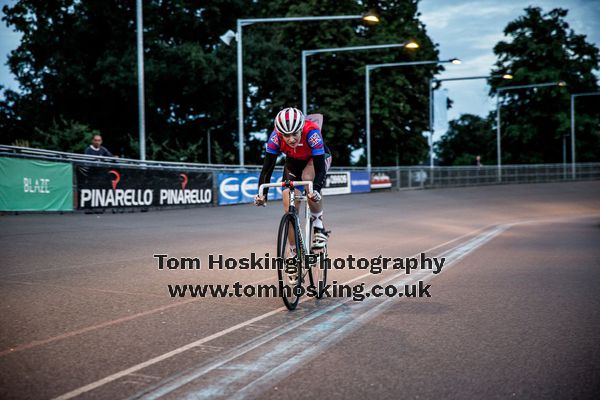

{"left": 257, "top": 181, "right": 313, "bottom": 198}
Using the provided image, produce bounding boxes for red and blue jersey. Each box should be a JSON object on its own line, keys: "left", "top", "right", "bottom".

{"left": 265, "top": 119, "right": 325, "bottom": 161}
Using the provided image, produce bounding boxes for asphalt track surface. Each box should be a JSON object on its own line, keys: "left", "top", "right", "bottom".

{"left": 1, "top": 181, "right": 599, "bottom": 399}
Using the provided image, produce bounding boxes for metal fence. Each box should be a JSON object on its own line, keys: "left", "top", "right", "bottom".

{"left": 0, "top": 145, "right": 263, "bottom": 172}
{"left": 1, "top": 144, "right": 599, "bottom": 190}
{"left": 368, "top": 163, "right": 600, "bottom": 189}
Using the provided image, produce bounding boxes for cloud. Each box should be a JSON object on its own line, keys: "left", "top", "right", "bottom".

{"left": 420, "top": 1, "right": 523, "bottom": 29}
{"left": 420, "top": 0, "right": 600, "bottom": 124}
{"left": 465, "top": 32, "right": 507, "bottom": 50}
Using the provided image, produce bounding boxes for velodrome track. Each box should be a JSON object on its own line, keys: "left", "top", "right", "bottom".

{"left": 1, "top": 181, "right": 599, "bottom": 399}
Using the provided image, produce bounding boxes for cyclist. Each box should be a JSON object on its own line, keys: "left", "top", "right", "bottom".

{"left": 255, "top": 107, "right": 331, "bottom": 249}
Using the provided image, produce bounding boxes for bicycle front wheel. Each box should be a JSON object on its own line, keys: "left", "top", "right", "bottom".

{"left": 277, "top": 212, "right": 302, "bottom": 310}
{"left": 307, "top": 217, "right": 328, "bottom": 299}
{"left": 308, "top": 234, "right": 328, "bottom": 299}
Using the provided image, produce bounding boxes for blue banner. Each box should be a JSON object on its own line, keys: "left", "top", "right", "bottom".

{"left": 350, "top": 171, "right": 371, "bottom": 193}
{"left": 218, "top": 172, "right": 283, "bottom": 205}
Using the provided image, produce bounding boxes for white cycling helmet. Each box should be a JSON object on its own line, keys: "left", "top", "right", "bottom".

{"left": 274, "top": 107, "right": 305, "bottom": 135}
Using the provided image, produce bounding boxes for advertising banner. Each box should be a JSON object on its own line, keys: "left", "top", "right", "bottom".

{"left": 371, "top": 172, "right": 393, "bottom": 189}
{"left": 0, "top": 157, "right": 73, "bottom": 211}
{"left": 75, "top": 165, "right": 213, "bottom": 209}
{"left": 350, "top": 171, "right": 371, "bottom": 193}
{"left": 218, "top": 172, "right": 283, "bottom": 205}
{"left": 322, "top": 171, "right": 351, "bottom": 195}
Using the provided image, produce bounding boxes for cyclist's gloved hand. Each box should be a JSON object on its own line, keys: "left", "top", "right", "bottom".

{"left": 254, "top": 195, "right": 266, "bottom": 206}
{"left": 308, "top": 190, "right": 322, "bottom": 203}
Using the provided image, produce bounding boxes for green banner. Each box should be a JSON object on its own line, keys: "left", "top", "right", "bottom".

{"left": 0, "top": 157, "right": 73, "bottom": 211}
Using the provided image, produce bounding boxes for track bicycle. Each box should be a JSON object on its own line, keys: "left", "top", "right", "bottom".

{"left": 258, "top": 180, "right": 328, "bottom": 310}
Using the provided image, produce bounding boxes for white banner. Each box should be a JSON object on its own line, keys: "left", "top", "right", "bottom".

{"left": 322, "top": 172, "right": 351, "bottom": 195}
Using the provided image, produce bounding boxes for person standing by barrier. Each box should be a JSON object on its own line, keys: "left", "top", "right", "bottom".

{"left": 84, "top": 135, "right": 114, "bottom": 157}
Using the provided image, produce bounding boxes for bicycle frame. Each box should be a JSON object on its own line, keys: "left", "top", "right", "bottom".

{"left": 258, "top": 180, "right": 314, "bottom": 256}
{"left": 259, "top": 179, "right": 328, "bottom": 307}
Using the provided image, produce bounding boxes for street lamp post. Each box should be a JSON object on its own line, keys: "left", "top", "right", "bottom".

{"left": 428, "top": 74, "right": 513, "bottom": 170}
{"left": 570, "top": 92, "right": 600, "bottom": 179}
{"left": 136, "top": 0, "right": 146, "bottom": 160}
{"left": 207, "top": 129, "right": 212, "bottom": 164}
{"left": 562, "top": 133, "right": 568, "bottom": 179}
{"left": 496, "top": 93, "right": 501, "bottom": 180}
{"left": 365, "top": 59, "right": 460, "bottom": 171}
{"left": 302, "top": 41, "right": 419, "bottom": 114}
{"left": 224, "top": 14, "right": 377, "bottom": 166}
{"left": 496, "top": 81, "right": 567, "bottom": 181}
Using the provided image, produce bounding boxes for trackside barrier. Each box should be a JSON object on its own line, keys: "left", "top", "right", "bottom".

{"left": 0, "top": 156, "right": 73, "bottom": 211}
{"left": 218, "top": 172, "right": 283, "bottom": 205}
{"left": 0, "top": 145, "right": 599, "bottom": 212}
{"left": 350, "top": 171, "right": 370, "bottom": 193}
{"left": 217, "top": 171, "right": 353, "bottom": 205}
{"left": 75, "top": 163, "right": 213, "bottom": 210}
{"left": 373, "top": 164, "right": 600, "bottom": 189}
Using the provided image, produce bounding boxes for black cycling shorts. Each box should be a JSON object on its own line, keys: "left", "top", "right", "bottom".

{"left": 283, "top": 155, "right": 332, "bottom": 189}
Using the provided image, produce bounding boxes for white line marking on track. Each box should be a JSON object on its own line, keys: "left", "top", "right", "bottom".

{"left": 63, "top": 214, "right": 598, "bottom": 400}
{"left": 0, "top": 279, "right": 165, "bottom": 298}
{"left": 51, "top": 222, "right": 507, "bottom": 400}
{"left": 0, "top": 257, "right": 148, "bottom": 278}
{"left": 139, "top": 225, "right": 508, "bottom": 400}
{"left": 0, "top": 275, "right": 275, "bottom": 357}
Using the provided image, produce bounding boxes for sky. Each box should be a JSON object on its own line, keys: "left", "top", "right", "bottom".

{"left": 0, "top": 0, "right": 18, "bottom": 92}
{"left": 1, "top": 0, "right": 599, "bottom": 140}
{"left": 419, "top": 0, "right": 600, "bottom": 140}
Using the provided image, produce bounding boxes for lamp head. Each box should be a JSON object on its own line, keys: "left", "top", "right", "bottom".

{"left": 405, "top": 41, "right": 419, "bottom": 49}
{"left": 362, "top": 10, "right": 380, "bottom": 23}
{"left": 219, "top": 30, "right": 236, "bottom": 46}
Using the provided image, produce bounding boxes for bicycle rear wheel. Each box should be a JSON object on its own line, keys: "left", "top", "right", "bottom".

{"left": 277, "top": 213, "right": 302, "bottom": 310}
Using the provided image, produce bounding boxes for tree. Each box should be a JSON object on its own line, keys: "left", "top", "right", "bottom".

{"left": 435, "top": 114, "right": 495, "bottom": 166}
{"left": 243, "top": 0, "right": 442, "bottom": 165}
{"left": 1, "top": 0, "right": 441, "bottom": 166}
{"left": 1, "top": 0, "right": 248, "bottom": 162}
{"left": 33, "top": 118, "right": 101, "bottom": 154}
{"left": 489, "top": 7, "right": 599, "bottom": 163}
